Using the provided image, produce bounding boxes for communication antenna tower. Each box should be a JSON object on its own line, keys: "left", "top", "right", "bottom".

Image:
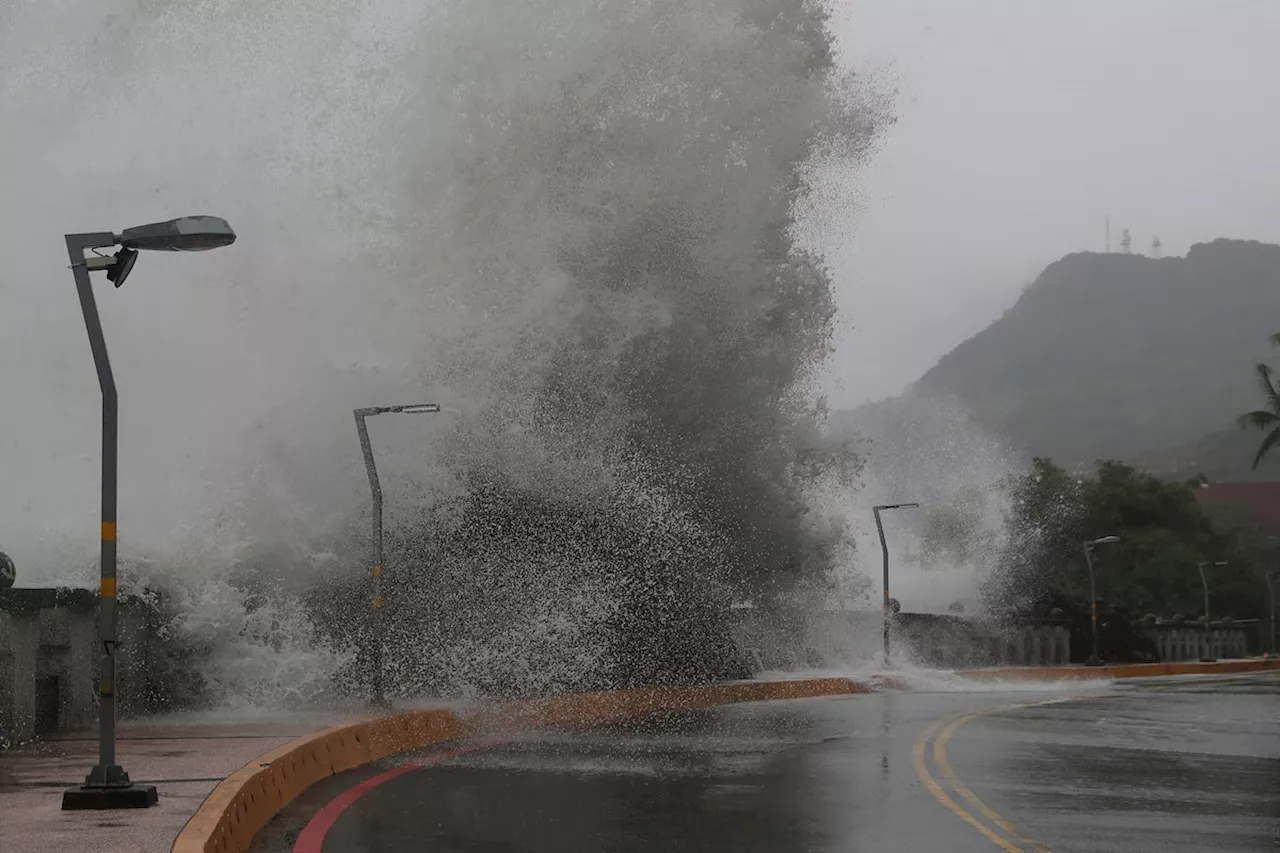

{"left": 1120, "top": 228, "right": 1132, "bottom": 254}
{"left": 1151, "top": 236, "right": 1162, "bottom": 258}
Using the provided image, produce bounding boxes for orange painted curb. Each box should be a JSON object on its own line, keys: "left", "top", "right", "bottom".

{"left": 958, "top": 657, "right": 1280, "bottom": 682}
{"left": 173, "top": 709, "right": 467, "bottom": 853}
{"left": 171, "top": 677, "right": 879, "bottom": 853}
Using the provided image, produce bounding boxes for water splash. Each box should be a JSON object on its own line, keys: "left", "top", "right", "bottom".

{"left": 1, "top": 1, "right": 893, "bottom": 704}
{"left": 828, "top": 392, "right": 1024, "bottom": 621}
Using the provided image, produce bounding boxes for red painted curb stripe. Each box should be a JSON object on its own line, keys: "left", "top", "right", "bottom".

{"left": 293, "top": 739, "right": 507, "bottom": 853}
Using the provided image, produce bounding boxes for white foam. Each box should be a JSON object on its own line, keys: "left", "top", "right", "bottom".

{"left": 0, "top": 0, "right": 892, "bottom": 708}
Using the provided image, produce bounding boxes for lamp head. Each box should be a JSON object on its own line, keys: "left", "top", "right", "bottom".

{"left": 117, "top": 216, "right": 236, "bottom": 252}
{"left": 106, "top": 247, "right": 138, "bottom": 288}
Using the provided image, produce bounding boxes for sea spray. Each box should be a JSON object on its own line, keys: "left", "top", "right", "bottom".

{"left": 0, "top": 0, "right": 892, "bottom": 703}
{"left": 820, "top": 392, "right": 1025, "bottom": 665}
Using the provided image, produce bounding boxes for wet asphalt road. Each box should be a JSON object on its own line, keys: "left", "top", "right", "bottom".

{"left": 253, "top": 674, "right": 1280, "bottom": 853}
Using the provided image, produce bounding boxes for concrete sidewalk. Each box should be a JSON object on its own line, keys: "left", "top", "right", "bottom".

{"left": 0, "top": 723, "right": 326, "bottom": 853}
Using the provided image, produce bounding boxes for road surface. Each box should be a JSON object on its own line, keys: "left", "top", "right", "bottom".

{"left": 252, "top": 673, "right": 1280, "bottom": 853}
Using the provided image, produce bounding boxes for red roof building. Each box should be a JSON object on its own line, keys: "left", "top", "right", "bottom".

{"left": 1194, "top": 482, "right": 1280, "bottom": 529}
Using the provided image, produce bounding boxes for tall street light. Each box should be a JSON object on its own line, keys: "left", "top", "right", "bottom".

{"left": 1082, "top": 535, "right": 1120, "bottom": 666}
{"left": 1264, "top": 537, "right": 1278, "bottom": 658}
{"left": 872, "top": 502, "right": 919, "bottom": 667}
{"left": 1196, "top": 560, "right": 1228, "bottom": 662}
{"left": 60, "top": 217, "right": 236, "bottom": 811}
{"left": 354, "top": 403, "right": 440, "bottom": 707}
{"left": 1266, "top": 569, "right": 1277, "bottom": 657}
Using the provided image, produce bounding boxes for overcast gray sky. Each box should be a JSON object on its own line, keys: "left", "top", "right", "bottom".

{"left": 4, "top": 0, "right": 1280, "bottom": 573}
{"left": 824, "top": 0, "right": 1280, "bottom": 407}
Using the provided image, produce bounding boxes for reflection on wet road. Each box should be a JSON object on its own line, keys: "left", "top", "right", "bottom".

{"left": 253, "top": 674, "right": 1280, "bottom": 853}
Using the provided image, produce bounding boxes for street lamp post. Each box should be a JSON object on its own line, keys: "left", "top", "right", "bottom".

{"left": 354, "top": 404, "right": 440, "bottom": 707}
{"left": 60, "top": 217, "right": 236, "bottom": 811}
{"left": 872, "top": 502, "right": 919, "bottom": 667}
{"left": 1264, "top": 537, "right": 1278, "bottom": 657}
{"left": 1266, "top": 570, "right": 1277, "bottom": 656}
{"left": 1082, "top": 535, "right": 1120, "bottom": 666}
{"left": 1196, "top": 560, "right": 1228, "bottom": 662}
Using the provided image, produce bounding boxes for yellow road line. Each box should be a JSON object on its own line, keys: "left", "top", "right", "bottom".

{"left": 913, "top": 675, "right": 1270, "bottom": 851}
{"left": 934, "top": 713, "right": 1052, "bottom": 853}
{"left": 912, "top": 719, "right": 1025, "bottom": 853}
{"left": 913, "top": 696, "right": 1090, "bottom": 852}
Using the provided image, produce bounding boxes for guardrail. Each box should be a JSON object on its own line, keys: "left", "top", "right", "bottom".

{"left": 959, "top": 657, "right": 1280, "bottom": 681}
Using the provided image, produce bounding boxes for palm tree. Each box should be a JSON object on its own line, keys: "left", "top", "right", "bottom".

{"left": 1239, "top": 333, "right": 1280, "bottom": 469}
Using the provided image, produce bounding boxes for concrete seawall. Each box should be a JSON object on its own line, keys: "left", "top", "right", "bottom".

{"left": 0, "top": 589, "right": 97, "bottom": 741}
{"left": 1146, "top": 624, "right": 1250, "bottom": 661}
{"left": 732, "top": 608, "right": 1071, "bottom": 671}
{"left": 1, "top": 587, "right": 200, "bottom": 742}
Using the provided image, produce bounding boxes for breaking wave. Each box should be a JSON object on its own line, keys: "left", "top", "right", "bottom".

{"left": 0, "top": 0, "right": 892, "bottom": 704}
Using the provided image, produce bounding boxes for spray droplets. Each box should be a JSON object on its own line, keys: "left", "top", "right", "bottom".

{"left": 2, "top": 0, "right": 894, "bottom": 704}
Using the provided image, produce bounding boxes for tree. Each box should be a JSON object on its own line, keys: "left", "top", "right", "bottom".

{"left": 1238, "top": 333, "right": 1280, "bottom": 469}
{"left": 984, "top": 457, "right": 1084, "bottom": 613}
{"left": 988, "top": 458, "right": 1263, "bottom": 628}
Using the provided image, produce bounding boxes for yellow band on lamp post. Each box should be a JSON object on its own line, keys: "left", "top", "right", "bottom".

{"left": 102, "top": 521, "right": 117, "bottom": 542}
{"left": 372, "top": 596, "right": 385, "bottom": 609}
{"left": 100, "top": 578, "right": 117, "bottom": 598}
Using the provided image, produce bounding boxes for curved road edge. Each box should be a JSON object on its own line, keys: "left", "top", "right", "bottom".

{"left": 172, "top": 658, "right": 1280, "bottom": 853}
{"left": 171, "top": 676, "right": 887, "bottom": 853}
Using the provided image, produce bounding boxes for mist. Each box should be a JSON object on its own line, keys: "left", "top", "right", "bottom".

{"left": 1, "top": 1, "right": 895, "bottom": 702}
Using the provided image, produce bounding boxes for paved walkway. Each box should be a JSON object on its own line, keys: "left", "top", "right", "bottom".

{"left": 0, "top": 723, "right": 326, "bottom": 853}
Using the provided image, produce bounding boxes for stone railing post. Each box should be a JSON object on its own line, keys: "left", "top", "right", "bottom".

{"left": 7, "top": 613, "right": 40, "bottom": 742}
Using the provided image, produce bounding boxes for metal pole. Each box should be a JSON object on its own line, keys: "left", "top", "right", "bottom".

{"left": 63, "top": 220, "right": 232, "bottom": 810}
{"left": 873, "top": 507, "right": 891, "bottom": 665}
{"left": 1083, "top": 543, "right": 1098, "bottom": 664}
{"left": 1267, "top": 570, "right": 1276, "bottom": 655}
{"left": 870, "top": 503, "right": 918, "bottom": 667}
{"left": 1198, "top": 561, "right": 1210, "bottom": 660}
{"left": 354, "top": 410, "right": 386, "bottom": 707}
{"left": 63, "top": 233, "right": 155, "bottom": 807}
{"left": 66, "top": 233, "right": 130, "bottom": 787}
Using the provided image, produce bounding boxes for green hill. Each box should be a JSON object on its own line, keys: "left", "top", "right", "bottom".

{"left": 906, "top": 239, "right": 1280, "bottom": 474}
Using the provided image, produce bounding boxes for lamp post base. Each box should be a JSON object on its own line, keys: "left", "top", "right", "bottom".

{"left": 62, "top": 783, "right": 158, "bottom": 810}
{"left": 62, "top": 766, "right": 158, "bottom": 810}
{"left": 1084, "top": 657, "right": 1105, "bottom": 667}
